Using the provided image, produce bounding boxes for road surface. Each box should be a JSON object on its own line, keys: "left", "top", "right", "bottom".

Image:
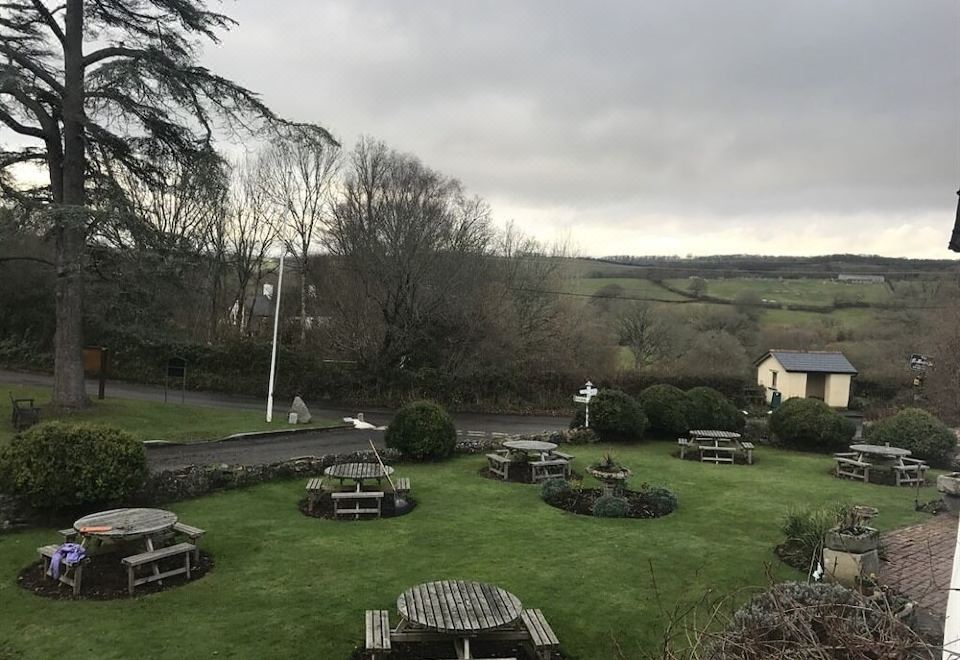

{"left": 0, "top": 369, "right": 567, "bottom": 470}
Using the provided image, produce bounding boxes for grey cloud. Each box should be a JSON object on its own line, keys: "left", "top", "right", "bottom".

{"left": 200, "top": 0, "right": 957, "bottom": 251}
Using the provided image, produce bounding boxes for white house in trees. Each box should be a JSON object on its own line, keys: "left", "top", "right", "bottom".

{"left": 754, "top": 350, "right": 858, "bottom": 408}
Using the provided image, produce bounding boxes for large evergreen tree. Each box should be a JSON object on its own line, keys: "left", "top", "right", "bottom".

{"left": 0, "top": 0, "right": 331, "bottom": 407}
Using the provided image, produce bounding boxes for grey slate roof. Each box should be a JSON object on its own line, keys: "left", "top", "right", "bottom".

{"left": 757, "top": 350, "right": 858, "bottom": 374}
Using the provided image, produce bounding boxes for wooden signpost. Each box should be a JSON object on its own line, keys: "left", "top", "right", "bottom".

{"left": 573, "top": 381, "right": 599, "bottom": 427}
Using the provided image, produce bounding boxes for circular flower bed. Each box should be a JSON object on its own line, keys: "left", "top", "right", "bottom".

{"left": 18, "top": 550, "right": 214, "bottom": 600}
{"left": 540, "top": 479, "right": 678, "bottom": 519}
{"left": 298, "top": 494, "right": 417, "bottom": 520}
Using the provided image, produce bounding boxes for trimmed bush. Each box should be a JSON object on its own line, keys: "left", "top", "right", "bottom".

{"left": 867, "top": 408, "right": 957, "bottom": 467}
{"left": 541, "top": 478, "right": 572, "bottom": 505}
{"left": 642, "top": 485, "right": 679, "bottom": 516}
{"left": 768, "top": 397, "right": 856, "bottom": 452}
{"left": 571, "top": 389, "right": 647, "bottom": 441}
{"left": 0, "top": 422, "right": 147, "bottom": 511}
{"left": 639, "top": 384, "right": 690, "bottom": 436}
{"left": 685, "top": 386, "right": 746, "bottom": 432}
{"left": 385, "top": 400, "right": 457, "bottom": 460}
{"left": 592, "top": 495, "right": 629, "bottom": 518}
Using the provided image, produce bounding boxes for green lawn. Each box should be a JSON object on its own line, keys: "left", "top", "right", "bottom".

{"left": 0, "top": 443, "right": 939, "bottom": 659}
{"left": 0, "top": 386, "right": 338, "bottom": 447}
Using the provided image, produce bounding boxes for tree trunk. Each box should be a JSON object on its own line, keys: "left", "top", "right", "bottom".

{"left": 53, "top": 0, "right": 89, "bottom": 409}
{"left": 299, "top": 262, "right": 308, "bottom": 345}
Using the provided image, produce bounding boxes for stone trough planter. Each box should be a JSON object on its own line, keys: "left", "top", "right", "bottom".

{"left": 938, "top": 473, "right": 960, "bottom": 513}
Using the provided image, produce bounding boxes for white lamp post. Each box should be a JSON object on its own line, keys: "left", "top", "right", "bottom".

{"left": 265, "top": 250, "right": 286, "bottom": 423}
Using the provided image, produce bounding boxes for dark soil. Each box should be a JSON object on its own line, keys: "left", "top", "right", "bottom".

{"left": 347, "top": 640, "right": 571, "bottom": 659}
{"left": 478, "top": 466, "right": 584, "bottom": 484}
{"left": 774, "top": 540, "right": 811, "bottom": 572}
{"left": 298, "top": 494, "right": 417, "bottom": 520}
{"left": 544, "top": 487, "right": 676, "bottom": 518}
{"left": 18, "top": 550, "right": 213, "bottom": 600}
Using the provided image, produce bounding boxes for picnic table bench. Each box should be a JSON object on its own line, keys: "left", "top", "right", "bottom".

{"left": 837, "top": 444, "right": 928, "bottom": 486}
{"left": 530, "top": 459, "right": 569, "bottom": 482}
{"left": 306, "top": 477, "right": 325, "bottom": 512}
{"left": 9, "top": 392, "right": 40, "bottom": 431}
{"left": 121, "top": 542, "right": 195, "bottom": 596}
{"left": 834, "top": 452, "right": 871, "bottom": 482}
{"left": 486, "top": 452, "right": 511, "bottom": 480}
{"left": 37, "top": 544, "right": 87, "bottom": 596}
{"left": 332, "top": 490, "right": 384, "bottom": 519}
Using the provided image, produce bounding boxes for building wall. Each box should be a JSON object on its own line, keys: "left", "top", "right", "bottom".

{"left": 824, "top": 373, "right": 852, "bottom": 408}
{"left": 755, "top": 355, "right": 853, "bottom": 407}
{"left": 756, "top": 356, "right": 807, "bottom": 402}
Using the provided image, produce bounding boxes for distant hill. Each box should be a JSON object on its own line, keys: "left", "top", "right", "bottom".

{"left": 589, "top": 254, "right": 960, "bottom": 280}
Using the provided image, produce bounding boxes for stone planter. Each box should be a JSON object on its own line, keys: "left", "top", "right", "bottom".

{"left": 824, "top": 527, "right": 880, "bottom": 554}
{"left": 586, "top": 466, "right": 632, "bottom": 497}
{"left": 937, "top": 473, "right": 960, "bottom": 513}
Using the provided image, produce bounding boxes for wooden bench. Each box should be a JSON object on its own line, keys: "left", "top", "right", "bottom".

{"left": 121, "top": 542, "right": 195, "bottom": 596}
{"left": 332, "top": 491, "right": 384, "bottom": 519}
{"left": 677, "top": 437, "right": 694, "bottom": 459}
{"left": 58, "top": 528, "right": 78, "bottom": 542}
{"left": 551, "top": 450, "right": 574, "bottom": 461}
{"left": 394, "top": 477, "right": 411, "bottom": 494}
{"left": 38, "top": 544, "right": 86, "bottom": 596}
{"left": 521, "top": 608, "right": 560, "bottom": 660}
{"left": 487, "top": 453, "right": 511, "bottom": 480}
{"left": 531, "top": 459, "right": 569, "bottom": 483}
{"left": 9, "top": 392, "right": 40, "bottom": 432}
{"left": 364, "top": 610, "right": 391, "bottom": 659}
{"left": 894, "top": 458, "right": 928, "bottom": 487}
{"left": 172, "top": 522, "right": 205, "bottom": 563}
{"left": 740, "top": 441, "right": 755, "bottom": 465}
{"left": 699, "top": 445, "right": 735, "bottom": 464}
{"left": 834, "top": 453, "right": 870, "bottom": 482}
{"left": 306, "top": 477, "right": 324, "bottom": 512}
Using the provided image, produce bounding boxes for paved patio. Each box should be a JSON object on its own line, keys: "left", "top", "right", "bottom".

{"left": 880, "top": 514, "right": 957, "bottom": 619}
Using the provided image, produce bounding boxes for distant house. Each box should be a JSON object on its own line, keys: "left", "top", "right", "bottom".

{"left": 837, "top": 273, "right": 885, "bottom": 284}
{"left": 754, "top": 350, "right": 858, "bottom": 408}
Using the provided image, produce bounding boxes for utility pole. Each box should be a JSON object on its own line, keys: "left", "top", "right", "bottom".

{"left": 266, "top": 251, "right": 286, "bottom": 423}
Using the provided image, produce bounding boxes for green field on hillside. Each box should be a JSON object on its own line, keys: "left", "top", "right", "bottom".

{"left": 663, "top": 277, "right": 894, "bottom": 307}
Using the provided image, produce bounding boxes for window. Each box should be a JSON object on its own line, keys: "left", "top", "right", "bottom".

{"left": 770, "top": 370, "right": 778, "bottom": 388}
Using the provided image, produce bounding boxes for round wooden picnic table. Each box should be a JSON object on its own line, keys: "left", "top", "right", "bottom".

{"left": 502, "top": 440, "right": 558, "bottom": 460}
{"left": 74, "top": 508, "right": 178, "bottom": 541}
{"left": 324, "top": 462, "right": 394, "bottom": 485}
{"left": 850, "top": 444, "right": 911, "bottom": 459}
{"left": 397, "top": 580, "right": 523, "bottom": 634}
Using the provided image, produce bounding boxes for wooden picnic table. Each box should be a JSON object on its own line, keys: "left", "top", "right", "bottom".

{"left": 397, "top": 580, "right": 523, "bottom": 658}
{"left": 689, "top": 429, "right": 742, "bottom": 446}
{"left": 849, "top": 443, "right": 911, "bottom": 460}
{"left": 324, "top": 462, "right": 394, "bottom": 490}
{"left": 74, "top": 508, "right": 179, "bottom": 585}
{"left": 502, "top": 439, "right": 558, "bottom": 460}
{"left": 74, "top": 508, "right": 178, "bottom": 542}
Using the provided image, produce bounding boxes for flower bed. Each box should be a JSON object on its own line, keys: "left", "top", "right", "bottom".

{"left": 541, "top": 480, "right": 677, "bottom": 519}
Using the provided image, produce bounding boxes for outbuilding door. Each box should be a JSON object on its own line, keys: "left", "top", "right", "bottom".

{"left": 805, "top": 373, "right": 826, "bottom": 400}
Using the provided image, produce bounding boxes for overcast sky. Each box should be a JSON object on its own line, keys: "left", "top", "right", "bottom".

{"left": 203, "top": 1, "right": 958, "bottom": 258}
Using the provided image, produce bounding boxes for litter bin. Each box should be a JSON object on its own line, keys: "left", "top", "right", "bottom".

{"left": 770, "top": 390, "right": 782, "bottom": 409}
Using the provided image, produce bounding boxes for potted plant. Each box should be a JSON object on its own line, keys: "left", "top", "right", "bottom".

{"left": 587, "top": 452, "right": 632, "bottom": 496}
{"left": 824, "top": 504, "right": 879, "bottom": 554}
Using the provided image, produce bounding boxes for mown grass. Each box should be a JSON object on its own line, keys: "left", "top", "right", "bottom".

{"left": 0, "top": 442, "right": 938, "bottom": 659}
{"left": 0, "top": 385, "right": 338, "bottom": 448}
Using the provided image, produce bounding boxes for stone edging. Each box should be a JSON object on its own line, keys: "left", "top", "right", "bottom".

{"left": 142, "top": 423, "right": 354, "bottom": 446}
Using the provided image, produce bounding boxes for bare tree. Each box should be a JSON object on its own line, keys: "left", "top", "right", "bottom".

{"left": 617, "top": 303, "right": 670, "bottom": 369}
{"left": 261, "top": 131, "right": 340, "bottom": 343}
{"left": 325, "top": 138, "right": 492, "bottom": 371}
{"left": 226, "top": 158, "right": 277, "bottom": 333}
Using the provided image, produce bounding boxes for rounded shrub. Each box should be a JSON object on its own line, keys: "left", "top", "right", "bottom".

{"left": 385, "top": 400, "right": 457, "bottom": 460}
{"left": 541, "top": 478, "right": 572, "bottom": 505}
{"left": 571, "top": 389, "right": 647, "bottom": 441}
{"left": 685, "top": 386, "right": 746, "bottom": 432}
{"left": 867, "top": 408, "right": 956, "bottom": 467}
{"left": 592, "top": 495, "right": 629, "bottom": 518}
{"left": 768, "top": 397, "right": 856, "bottom": 452}
{"left": 0, "top": 422, "right": 147, "bottom": 511}
{"left": 639, "top": 384, "right": 690, "bottom": 436}
{"left": 642, "top": 485, "right": 679, "bottom": 516}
